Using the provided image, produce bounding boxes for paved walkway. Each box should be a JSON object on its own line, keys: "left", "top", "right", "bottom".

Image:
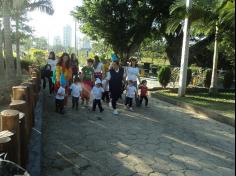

{"left": 42, "top": 92, "right": 235, "bottom": 176}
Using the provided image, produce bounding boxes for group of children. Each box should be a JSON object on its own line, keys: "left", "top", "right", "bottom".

{"left": 53, "top": 53, "right": 149, "bottom": 115}
{"left": 55, "top": 75, "right": 149, "bottom": 115}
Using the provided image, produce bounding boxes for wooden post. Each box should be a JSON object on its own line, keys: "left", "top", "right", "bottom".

{"left": 18, "top": 112, "right": 27, "bottom": 167}
{"left": 0, "top": 110, "right": 21, "bottom": 165}
{"left": 21, "top": 82, "right": 35, "bottom": 126}
{"left": 9, "top": 100, "right": 30, "bottom": 143}
{"left": 12, "top": 85, "right": 34, "bottom": 128}
{"left": 32, "top": 76, "right": 39, "bottom": 94}
{"left": 28, "top": 79, "right": 37, "bottom": 105}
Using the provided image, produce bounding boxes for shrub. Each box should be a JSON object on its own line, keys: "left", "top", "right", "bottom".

{"left": 158, "top": 66, "right": 171, "bottom": 88}
{"left": 170, "top": 67, "right": 180, "bottom": 88}
{"left": 21, "top": 59, "right": 34, "bottom": 72}
{"left": 204, "top": 69, "right": 212, "bottom": 88}
{"left": 187, "top": 68, "right": 192, "bottom": 87}
{"left": 223, "top": 70, "right": 234, "bottom": 89}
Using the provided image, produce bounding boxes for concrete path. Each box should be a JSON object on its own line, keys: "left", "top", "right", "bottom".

{"left": 42, "top": 92, "right": 235, "bottom": 176}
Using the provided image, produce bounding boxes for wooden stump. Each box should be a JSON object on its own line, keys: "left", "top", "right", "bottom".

{"left": 0, "top": 110, "right": 21, "bottom": 165}
{"left": 9, "top": 100, "right": 30, "bottom": 143}
{"left": 32, "top": 76, "right": 39, "bottom": 94}
{"left": 12, "top": 86, "right": 34, "bottom": 128}
{"left": 18, "top": 112, "right": 27, "bottom": 167}
{"left": 28, "top": 79, "right": 38, "bottom": 105}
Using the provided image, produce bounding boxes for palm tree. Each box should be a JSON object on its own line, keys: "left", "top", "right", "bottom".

{"left": 168, "top": 0, "right": 235, "bottom": 95}
{"left": 13, "top": 0, "right": 54, "bottom": 77}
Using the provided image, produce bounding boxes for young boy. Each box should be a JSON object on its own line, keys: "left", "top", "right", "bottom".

{"left": 91, "top": 79, "right": 104, "bottom": 112}
{"left": 102, "top": 79, "right": 110, "bottom": 103}
{"left": 55, "top": 82, "right": 66, "bottom": 114}
{"left": 70, "top": 77, "right": 82, "bottom": 110}
{"left": 139, "top": 80, "right": 149, "bottom": 107}
{"left": 125, "top": 80, "right": 137, "bottom": 112}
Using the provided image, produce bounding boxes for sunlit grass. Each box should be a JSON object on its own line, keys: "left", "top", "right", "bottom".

{"left": 156, "top": 89, "right": 235, "bottom": 119}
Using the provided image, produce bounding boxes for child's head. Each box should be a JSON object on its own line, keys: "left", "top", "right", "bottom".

{"left": 74, "top": 76, "right": 81, "bottom": 84}
{"left": 128, "top": 80, "right": 134, "bottom": 86}
{"left": 95, "top": 78, "right": 102, "bottom": 87}
{"left": 87, "top": 58, "right": 94, "bottom": 67}
{"left": 141, "top": 80, "right": 147, "bottom": 86}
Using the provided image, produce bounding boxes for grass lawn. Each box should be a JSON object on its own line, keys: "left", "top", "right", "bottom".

{"left": 155, "top": 89, "right": 235, "bottom": 119}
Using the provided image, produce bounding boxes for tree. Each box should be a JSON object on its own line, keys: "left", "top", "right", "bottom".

{"left": 167, "top": 0, "right": 235, "bottom": 94}
{"left": 33, "top": 37, "right": 48, "bottom": 50}
{"left": 72, "top": 0, "right": 173, "bottom": 62}
{"left": 0, "top": 20, "right": 5, "bottom": 78}
{"left": 12, "top": 0, "right": 54, "bottom": 76}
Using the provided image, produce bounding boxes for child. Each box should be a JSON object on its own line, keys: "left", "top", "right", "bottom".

{"left": 55, "top": 82, "right": 66, "bottom": 114}
{"left": 102, "top": 79, "right": 110, "bottom": 103}
{"left": 125, "top": 80, "right": 137, "bottom": 111}
{"left": 70, "top": 77, "right": 82, "bottom": 110}
{"left": 91, "top": 79, "right": 104, "bottom": 112}
{"left": 139, "top": 80, "right": 149, "bottom": 107}
{"left": 81, "top": 59, "right": 94, "bottom": 106}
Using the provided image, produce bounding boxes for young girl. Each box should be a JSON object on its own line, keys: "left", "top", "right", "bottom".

{"left": 70, "top": 77, "right": 82, "bottom": 110}
{"left": 81, "top": 59, "right": 95, "bottom": 106}
{"left": 92, "top": 79, "right": 104, "bottom": 112}
{"left": 55, "top": 82, "right": 66, "bottom": 114}
{"left": 125, "top": 80, "right": 137, "bottom": 112}
{"left": 139, "top": 80, "right": 149, "bottom": 107}
{"left": 94, "top": 55, "right": 104, "bottom": 80}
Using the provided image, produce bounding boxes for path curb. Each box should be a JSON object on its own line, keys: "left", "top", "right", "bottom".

{"left": 152, "top": 92, "right": 235, "bottom": 127}
{"left": 27, "top": 91, "right": 44, "bottom": 176}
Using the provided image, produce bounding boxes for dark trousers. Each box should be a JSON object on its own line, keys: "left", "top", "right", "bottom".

{"left": 102, "top": 91, "right": 110, "bottom": 103}
{"left": 92, "top": 99, "right": 104, "bottom": 112}
{"left": 55, "top": 99, "right": 64, "bottom": 113}
{"left": 43, "top": 76, "right": 53, "bottom": 94}
{"left": 125, "top": 97, "right": 133, "bottom": 108}
{"left": 140, "top": 96, "right": 148, "bottom": 106}
{"left": 110, "top": 92, "right": 121, "bottom": 110}
{"left": 72, "top": 97, "right": 79, "bottom": 109}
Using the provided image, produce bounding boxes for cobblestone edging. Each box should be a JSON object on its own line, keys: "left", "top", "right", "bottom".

{"left": 152, "top": 92, "right": 235, "bottom": 127}
{"left": 27, "top": 91, "right": 44, "bottom": 176}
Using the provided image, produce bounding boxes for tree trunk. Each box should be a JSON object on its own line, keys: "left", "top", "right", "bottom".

{"left": 209, "top": 23, "right": 219, "bottom": 95}
{"left": 178, "top": 0, "right": 192, "bottom": 97}
{"left": 0, "top": 22, "right": 6, "bottom": 79}
{"left": 16, "top": 17, "right": 22, "bottom": 77}
{"left": 3, "top": 0, "right": 15, "bottom": 79}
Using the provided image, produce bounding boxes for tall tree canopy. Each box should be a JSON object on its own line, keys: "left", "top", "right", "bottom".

{"left": 72, "top": 0, "right": 173, "bottom": 61}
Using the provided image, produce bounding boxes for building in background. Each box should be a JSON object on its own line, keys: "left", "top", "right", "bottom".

{"left": 63, "top": 25, "right": 72, "bottom": 48}
{"left": 53, "top": 36, "right": 62, "bottom": 46}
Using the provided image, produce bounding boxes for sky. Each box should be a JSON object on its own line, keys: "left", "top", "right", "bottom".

{"left": 27, "top": 0, "right": 83, "bottom": 46}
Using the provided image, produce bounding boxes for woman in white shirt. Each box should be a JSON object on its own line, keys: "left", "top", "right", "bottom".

{"left": 94, "top": 55, "right": 104, "bottom": 80}
{"left": 126, "top": 57, "right": 141, "bottom": 88}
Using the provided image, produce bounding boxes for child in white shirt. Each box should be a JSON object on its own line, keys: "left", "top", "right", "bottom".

{"left": 92, "top": 79, "right": 104, "bottom": 112}
{"left": 55, "top": 83, "right": 66, "bottom": 114}
{"left": 70, "top": 77, "right": 83, "bottom": 110}
{"left": 125, "top": 80, "right": 137, "bottom": 111}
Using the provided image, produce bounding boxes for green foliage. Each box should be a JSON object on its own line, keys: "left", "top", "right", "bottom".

{"left": 204, "top": 69, "right": 212, "bottom": 88}
{"left": 158, "top": 66, "right": 172, "bottom": 88}
{"left": 20, "top": 59, "right": 34, "bottom": 71}
{"left": 223, "top": 70, "right": 234, "bottom": 89}
{"left": 187, "top": 68, "right": 193, "bottom": 87}
{"left": 72, "top": 0, "right": 173, "bottom": 61}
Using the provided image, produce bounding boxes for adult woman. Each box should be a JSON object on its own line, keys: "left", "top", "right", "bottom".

{"left": 43, "top": 51, "right": 57, "bottom": 94}
{"left": 126, "top": 57, "right": 141, "bottom": 87}
{"left": 106, "top": 59, "right": 126, "bottom": 115}
{"left": 55, "top": 53, "right": 72, "bottom": 106}
{"left": 71, "top": 53, "right": 79, "bottom": 78}
{"left": 93, "top": 55, "right": 104, "bottom": 80}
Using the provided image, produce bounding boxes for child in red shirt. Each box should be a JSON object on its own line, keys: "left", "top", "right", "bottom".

{"left": 139, "top": 80, "right": 149, "bottom": 107}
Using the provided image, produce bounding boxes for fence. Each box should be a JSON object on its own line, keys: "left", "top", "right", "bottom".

{"left": 0, "top": 66, "right": 41, "bottom": 175}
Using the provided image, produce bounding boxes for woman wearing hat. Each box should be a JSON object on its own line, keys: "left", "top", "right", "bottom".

{"left": 106, "top": 54, "right": 126, "bottom": 115}
{"left": 126, "top": 57, "right": 141, "bottom": 88}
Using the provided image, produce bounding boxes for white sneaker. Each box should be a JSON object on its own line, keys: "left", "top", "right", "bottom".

{"left": 129, "top": 107, "right": 134, "bottom": 112}
{"left": 113, "top": 109, "right": 119, "bottom": 115}
{"left": 109, "top": 102, "right": 112, "bottom": 108}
